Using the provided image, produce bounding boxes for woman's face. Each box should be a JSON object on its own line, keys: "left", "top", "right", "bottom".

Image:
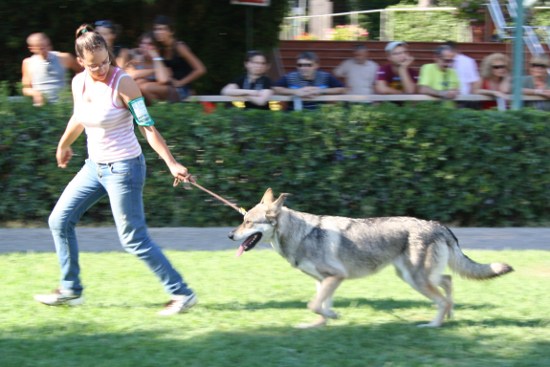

{"left": 79, "top": 48, "right": 111, "bottom": 82}
{"left": 529, "top": 61, "right": 548, "bottom": 79}
{"left": 245, "top": 55, "right": 267, "bottom": 76}
{"left": 96, "top": 26, "right": 115, "bottom": 48}
{"left": 153, "top": 24, "right": 172, "bottom": 44}
{"left": 490, "top": 59, "right": 508, "bottom": 78}
{"left": 139, "top": 37, "right": 154, "bottom": 54}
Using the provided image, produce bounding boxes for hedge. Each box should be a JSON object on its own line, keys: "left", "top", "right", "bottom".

{"left": 1, "top": 96, "right": 548, "bottom": 227}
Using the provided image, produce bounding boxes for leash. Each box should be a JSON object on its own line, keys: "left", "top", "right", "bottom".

{"left": 174, "top": 178, "right": 247, "bottom": 216}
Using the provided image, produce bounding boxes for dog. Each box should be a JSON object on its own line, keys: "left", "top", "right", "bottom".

{"left": 229, "top": 188, "right": 513, "bottom": 328}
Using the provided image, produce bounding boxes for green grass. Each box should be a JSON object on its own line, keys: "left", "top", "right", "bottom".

{"left": 1, "top": 249, "right": 549, "bottom": 367}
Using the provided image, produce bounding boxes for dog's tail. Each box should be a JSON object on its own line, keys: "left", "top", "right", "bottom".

{"left": 444, "top": 227, "right": 514, "bottom": 280}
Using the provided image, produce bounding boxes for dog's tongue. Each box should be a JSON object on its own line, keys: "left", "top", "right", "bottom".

{"left": 236, "top": 245, "right": 245, "bottom": 257}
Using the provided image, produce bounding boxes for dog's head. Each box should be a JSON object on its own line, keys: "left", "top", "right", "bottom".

{"left": 229, "top": 188, "right": 289, "bottom": 257}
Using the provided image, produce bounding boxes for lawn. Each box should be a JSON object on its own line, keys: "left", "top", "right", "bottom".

{"left": 1, "top": 249, "right": 549, "bottom": 367}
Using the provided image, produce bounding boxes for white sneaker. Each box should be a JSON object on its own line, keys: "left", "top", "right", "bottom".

{"left": 158, "top": 293, "right": 197, "bottom": 316}
{"left": 34, "top": 289, "right": 84, "bottom": 306}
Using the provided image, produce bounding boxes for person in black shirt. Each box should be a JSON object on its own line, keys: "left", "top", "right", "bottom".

{"left": 221, "top": 50, "right": 273, "bottom": 110}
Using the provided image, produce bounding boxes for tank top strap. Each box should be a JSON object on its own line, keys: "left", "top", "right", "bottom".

{"left": 110, "top": 67, "right": 132, "bottom": 109}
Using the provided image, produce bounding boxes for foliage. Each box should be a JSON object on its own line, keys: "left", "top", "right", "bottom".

{"left": 387, "top": 4, "right": 468, "bottom": 42}
{"left": 328, "top": 25, "right": 369, "bottom": 41}
{"left": 1, "top": 250, "right": 549, "bottom": 366}
{"left": 1, "top": 97, "right": 549, "bottom": 227}
{"left": 445, "top": 0, "right": 487, "bottom": 23}
{"left": 0, "top": 0, "right": 288, "bottom": 94}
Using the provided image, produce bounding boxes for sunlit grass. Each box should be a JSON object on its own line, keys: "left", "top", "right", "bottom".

{"left": 1, "top": 249, "right": 549, "bottom": 367}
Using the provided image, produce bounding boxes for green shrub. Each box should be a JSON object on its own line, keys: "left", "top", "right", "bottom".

{"left": 1, "top": 97, "right": 548, "bottom": 227}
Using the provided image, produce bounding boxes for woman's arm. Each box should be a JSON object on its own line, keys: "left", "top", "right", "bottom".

{"left": 172, "top": 42, "right": 207, "bottom": 88}
{"left": 118, "top": 75, "right": 193, "bottom": 182}
{"left": 56, "top": 115, "right": 84, "bottom": 168}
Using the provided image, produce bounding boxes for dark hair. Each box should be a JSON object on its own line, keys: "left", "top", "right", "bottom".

{"left": 154, "top": 15, "right": 173, "bottom": 29}
{"left": 95, "top": 20, "right": 114, "bottom": 30}
{"left": 296, "top": 51, "right": 319, "bottom": 63}
{"left": 75, "top": 24, "right": 117, "bottom": 67}
{"left": 443, "top": 40, "right": 457, "bottom": 50}
{"left": 245, "top": 50, "right": 267, "bottom": 62}
{"left": 353, "top": 44, "right": 368, "bottom": 51}
{"left": 434, "top": 45, "right": 453, "bottom": 57}
{"left": 139, "top": 31, "right": 161, "bottom": 49}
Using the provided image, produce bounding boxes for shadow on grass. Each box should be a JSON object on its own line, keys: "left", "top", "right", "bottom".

{"left": 1, "top": 320, "right": 548, "bottom": 367}
{"left": 203, "top": 297, "right": 493, "bottom": 312}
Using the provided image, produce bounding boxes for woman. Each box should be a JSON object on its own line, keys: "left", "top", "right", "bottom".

{"left": 34, "top": 24, "right": 197, "bottom": 316}
{"left": 94, "top": 20, "right": 130, "bottom": 68}
{"left": 474, "top": 53, "right": 511, "bottom": 110}
{"left": 221, "top": 50, "right": 273, "bottom": 109}
{"left": 125, "top": 32, "right": 172, "bottom": 104}
{"left": 153, "top": 15, "right": 206, "bottom": 101}
{"left": 522, "top": 54, "right": 550, "bottom": 111}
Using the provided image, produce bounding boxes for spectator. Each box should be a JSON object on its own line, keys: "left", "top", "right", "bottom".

{"left": 272, "top": 51, "right": 345, "bottom": 111}
{"left": 21, "top": 32, "right": 80, "bottom": 106}
{"left": 333, "top": 44, "right": 379, "bottom": 96}
{"left": 375, "top": 41, "right": 417, "bottom": 94}
{"left": 443, "top": 41, "right": 481, "bottom": 95}
{"left": 522, "top": 54, "right": 550, "bottom": 111}
{"left": 474, "top": 53, "right": 511, "bottom": 110}
{"left": 153, "top": 15, "right": 207, "bottom": 101}
{"left": 221, "top": 50, "right": 273, "bottom": 110}
{"left": 418, "top": 45, "right": 460, "bottom": 101}
{"left": 125, "top": 32, "right": 172, "bottom": 104}
{"left": 94, "top": 20, "right": 130, "bottom": 68}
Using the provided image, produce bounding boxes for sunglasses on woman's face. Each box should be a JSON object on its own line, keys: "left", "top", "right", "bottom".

{"left": 531, "top": 63, "right": 547, "bottom": 68}
{"left": 492, "top": 65, "right": 506, "bottom": 69}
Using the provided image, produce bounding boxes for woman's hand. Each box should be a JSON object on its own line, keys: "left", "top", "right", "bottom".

{"left": 56, "top": 146, "right": 73, "bottom": 168}
{"left": 170, "top": 162, "right": 196, "bottom": 187}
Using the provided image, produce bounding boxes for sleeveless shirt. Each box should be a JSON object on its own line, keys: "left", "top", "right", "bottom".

{"left": 73, "top": 67, "right": 142, "bottom": 163}
{"left": 29, "top": 52, "right": 66, "bottom": 102}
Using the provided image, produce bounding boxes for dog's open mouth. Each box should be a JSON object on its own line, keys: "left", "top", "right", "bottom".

{"left": 236, "top": 232, "right": 263, "bottom": 257}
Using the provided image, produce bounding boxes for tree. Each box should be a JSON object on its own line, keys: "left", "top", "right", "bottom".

{"left": 0, "top": 0, "right": 289, "bottom": 94}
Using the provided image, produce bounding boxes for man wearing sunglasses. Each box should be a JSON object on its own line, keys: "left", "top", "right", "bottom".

{"left": 418, "top": 45, "right": 460, "bottom": 101}
{"left": 273, "top": 51, "right": 345, "bottom": 110}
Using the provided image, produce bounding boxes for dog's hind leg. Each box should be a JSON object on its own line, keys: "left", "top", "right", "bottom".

{"left": 439, "top": 275, "right": 453, "bottom": 319}
{"left": 415, "top": 281, "right": 452, "bottom": 328}
{"left": 394, "top": 256, "right": 452, "bottom": 327}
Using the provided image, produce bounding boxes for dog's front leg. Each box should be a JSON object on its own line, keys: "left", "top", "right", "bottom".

{"left": 308, "top": 276, "right": 343, "bottom": 319}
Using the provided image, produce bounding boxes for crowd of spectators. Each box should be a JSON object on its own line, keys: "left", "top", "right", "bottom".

{"left": 20, "top": 23, "right": 550, "bottom": 111}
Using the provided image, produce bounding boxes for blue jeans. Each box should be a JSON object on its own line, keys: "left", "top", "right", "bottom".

{"left": 48, "top": 154, "right": 192, "bottom": 297}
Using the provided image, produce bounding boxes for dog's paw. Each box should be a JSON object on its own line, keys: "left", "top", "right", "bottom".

{"left": 417, "top": 321, "right": 443, "bottom": 328}
{"left": 323, "top": 309, "right": 339, "bottom": 319}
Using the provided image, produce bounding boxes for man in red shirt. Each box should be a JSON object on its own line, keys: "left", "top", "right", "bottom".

{"left": 375, "top": 41, "right": 418, "bottom": 95}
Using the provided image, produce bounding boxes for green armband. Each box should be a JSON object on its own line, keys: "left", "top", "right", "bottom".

{"left": 128, "top": 97, "right": 155, "bottom": 126}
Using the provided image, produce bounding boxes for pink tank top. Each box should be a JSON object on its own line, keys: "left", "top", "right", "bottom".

{"left": 73, "top": 67, "right": 142, "bottom": 163}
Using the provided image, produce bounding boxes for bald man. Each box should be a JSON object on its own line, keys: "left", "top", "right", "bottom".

{"left": 21, "top": 33, "right": 80, "bottom": 106}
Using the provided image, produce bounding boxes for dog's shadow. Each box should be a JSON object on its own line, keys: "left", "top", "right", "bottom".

{"left": 204, "top": 297, "right": 493, "bottom": 312}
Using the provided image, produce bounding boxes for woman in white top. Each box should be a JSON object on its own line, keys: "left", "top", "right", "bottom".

{"left": 34, "top": 24, "right": 197, "bottom": 316}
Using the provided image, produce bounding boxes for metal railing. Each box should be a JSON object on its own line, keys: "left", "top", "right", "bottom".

{"left": 184, "top": 94, "right": 547, "bottom": 112}
{"left": 280, "top": 7, "right": 457, "bottom": 42}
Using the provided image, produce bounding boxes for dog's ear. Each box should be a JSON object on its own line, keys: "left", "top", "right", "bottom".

{"left": 271, "top": 193, "right": 290, "bottom": 212}
{"left": 266, "top": 193, "right": 289, "bottom": 222}
{"left": 260, "top": 188, "right": 274, "bottom": 205}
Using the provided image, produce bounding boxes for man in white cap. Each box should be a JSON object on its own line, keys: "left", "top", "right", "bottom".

{"left": 375, "top": 41, "right": 418, "bottom": 95}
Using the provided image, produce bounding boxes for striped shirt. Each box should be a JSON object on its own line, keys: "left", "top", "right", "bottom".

{"left": 73, "top": 67, "right": 142, "bottom": 163}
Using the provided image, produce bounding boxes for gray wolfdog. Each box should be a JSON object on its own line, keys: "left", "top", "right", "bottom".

{"left": 229, "top": 188, "right": 513, "bottom": 328}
